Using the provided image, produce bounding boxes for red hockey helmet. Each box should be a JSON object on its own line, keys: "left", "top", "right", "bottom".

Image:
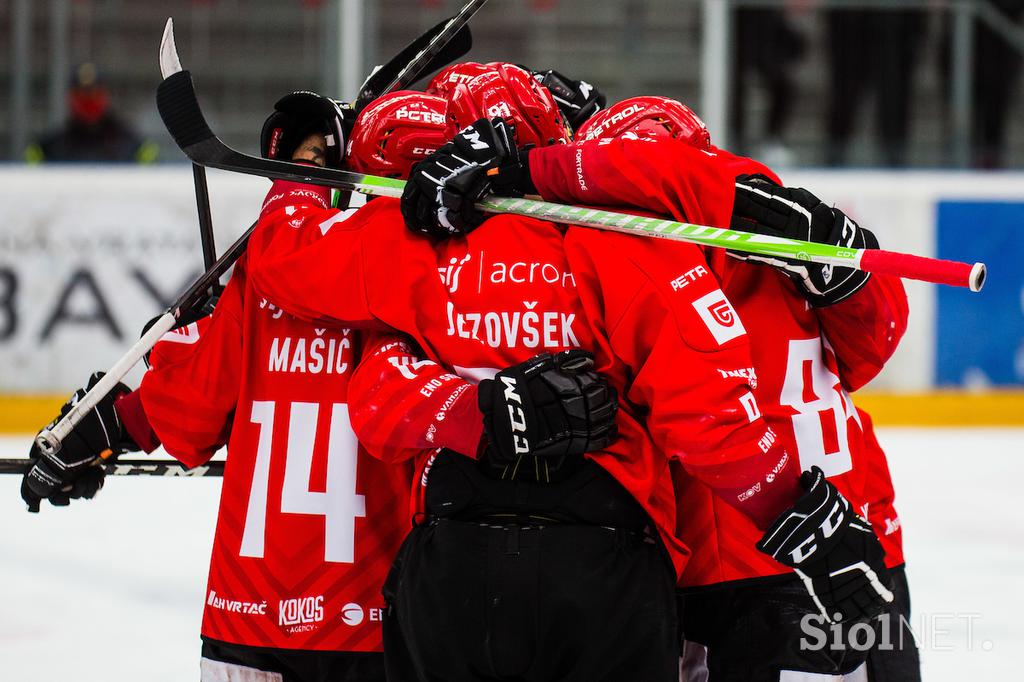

{"left": 446, "top": 63, "right": 571, "bottom": 149}
{"left": 575, "top": 96, "right": 711, "bottom": 150}
{"left": 346, "top": 91, "right": 449, "bottom": 179}
{"left": 426, "top": 61, "right": 497, "bottom": 98}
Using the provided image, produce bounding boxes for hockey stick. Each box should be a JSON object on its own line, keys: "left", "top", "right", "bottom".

{"left": 354, "top": 0, "right": 482, "bottom": 111}
{"left": 192, "top": 164, "right": 218, "bottom": 272}
{"left": 163, "top": 20, "right": 218, "bottom": 273}
{"left": 33, "top": 221, "right": 256, "bottom": 458}
{"left": 30, "top": 15, "right": 484, "bottom": 459}
{"left": 157, "top": 69, "right": 989, "bottom": 293}
{"left": 0, "top": 458, "right": 224, "bottom": 477}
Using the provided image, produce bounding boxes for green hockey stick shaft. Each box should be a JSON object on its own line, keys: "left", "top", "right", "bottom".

{"left": 342, "top": 175, "right": 987, "bottom": 293}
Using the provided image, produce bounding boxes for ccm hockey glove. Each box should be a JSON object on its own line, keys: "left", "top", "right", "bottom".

{"left": 401, "top": 117, "right": 534, "bottom": 238}
{"left": 260, "top": 91, "right": 354, "bottom": 168}
{"left": 731, "top": 174, "right": 879, "bottom": 306}
{"left": 532, "top": 68, "right": 606, "bottom": 131}
{"left": 478, "top": 350, "right": 618, "bottom": 475}
{"left": 21, "top": 372, "right": 138, "bottom": 512}
{"left": 757, "top": 467, "right": 895, "bottom": 624}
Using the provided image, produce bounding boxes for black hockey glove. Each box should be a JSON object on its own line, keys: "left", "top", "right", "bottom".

{"left": 478, "top": 350, "right": 618, "bottom": 475}
{"left": 532, "top": 68, "right": 606, "bottom": 130}
{"left": 731, "top": 174, "right": 879, "bottom": 306}
{"left": 260, "top": 91, "right": 354, "bottom": 168}
{"left": 401, "top": 117, "right": 534, "bottom": 239}
{"left": 757, "top": 467, "right": 895, "bottom": 624}
{"left": 21, "top": 372, "right": 138, "bottom": 513}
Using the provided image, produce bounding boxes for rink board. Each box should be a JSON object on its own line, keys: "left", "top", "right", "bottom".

{"left": 0, "top": 166, "right": 268, "bottom": 396}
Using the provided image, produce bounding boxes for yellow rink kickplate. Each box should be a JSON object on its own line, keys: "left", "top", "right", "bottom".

{"left": 0, "top": 396, "right": 68, "bottom": 434}
{"left": 1, "top": 391, "right": 1022, "bottom": 433}
{"left": 853, "top": 391, "right": 1024, "bottom": 427}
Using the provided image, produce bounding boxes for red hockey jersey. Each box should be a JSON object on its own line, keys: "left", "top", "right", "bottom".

{"left": 345, "top": 331, "right": 485, "bottom": 523}
{"left": 528, "top": 136, "right": 909, "bottom": 586}
{"left": 245, "top": 179, "right": 803, "bottom": 578}
{"left": 120, "top": 182, "right": 413, "bottom": 652}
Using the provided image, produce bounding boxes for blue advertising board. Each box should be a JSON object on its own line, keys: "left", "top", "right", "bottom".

{"left": 936, "top": 201, "right": 1024, "bottom": 387}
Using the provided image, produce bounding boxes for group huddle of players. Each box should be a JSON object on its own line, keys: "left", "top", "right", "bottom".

{"left": 21, "top": 60, "right": 922, "bottom": 682}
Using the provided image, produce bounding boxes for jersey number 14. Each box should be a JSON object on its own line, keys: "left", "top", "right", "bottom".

{"left": 240, "top": 401, "right": 367, "bottom": 563}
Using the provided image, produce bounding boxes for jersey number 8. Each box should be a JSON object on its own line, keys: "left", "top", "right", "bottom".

{"left": 780, "top": 338, "right": 856, "bottom": 477}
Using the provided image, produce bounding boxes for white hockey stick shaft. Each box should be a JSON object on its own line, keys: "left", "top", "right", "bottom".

{"left": 34, "top": 312, "right": 176, "bottom": 456}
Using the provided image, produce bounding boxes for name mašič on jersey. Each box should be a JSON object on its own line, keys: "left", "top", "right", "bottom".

{"left": 114, "top": 184, "right": 415, "bottom": 652}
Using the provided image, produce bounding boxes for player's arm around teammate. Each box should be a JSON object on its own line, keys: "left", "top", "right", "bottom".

{"left": 400, "top": 115, "right": 898, "bottom": 626}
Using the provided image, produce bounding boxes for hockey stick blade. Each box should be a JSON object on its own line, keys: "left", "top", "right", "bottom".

{"left": 0, "top": 458, "right": 225, "bottom": 477}
{"left": 163, "top": 18, "right": 220, "bottom": 286}
{"left": 157, "top": 70, "right": 405, "bottom": 196}
{"left": 354, "top": 8, "right": 477, "bottom": 111}
{"left": 383, "top": 1, "right": 482, "bottom": 92}
{"left": 160, "top": 18, "right": 182, "bottom": 79}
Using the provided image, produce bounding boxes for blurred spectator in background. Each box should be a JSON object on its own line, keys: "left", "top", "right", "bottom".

{"left": 823, "top": 6, "right": 927, "bottom": 166}
{"left": 731, "top": 5, "right": 807, "bottom": 167}
{"left": 25, "top": 63, "right": 158, "bottom": 164}
{"left": 940, "top": 0, "right": 1024, "bottom": 168}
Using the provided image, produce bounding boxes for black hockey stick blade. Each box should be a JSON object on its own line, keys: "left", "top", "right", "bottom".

{"left": 380, "top": 0, "right": 486, "bottom": 95}
{"left": 161, "top": 19, "right": 219, "bottom": 287}
{"left": 158, "top": 70, "right": 396, "bottom": 193}
{"left": 353, "top": 1, "right": 481, "bottom": 111}
{"left": 0, "top": 458, "right": 224, "bottom": 477}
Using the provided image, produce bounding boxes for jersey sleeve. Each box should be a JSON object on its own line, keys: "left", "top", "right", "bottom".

{"left": 132, "top": 263, "right": 247, "bottom": 468}
{"left": 816, "top": 273, "right": 909, "bottom": 391}
{"left": 348, "top": 332, "right": 484, "bottom": 462}
{"left": 244, "top": 180, "right": 390, "bottom": 329}
{"left": 527, "top": 137, "right": 737, "bottom": 228}
{"left": 567, "top": 232, "right": 800, "bottom": 529}
{"left": 113, "top": 311, "right": 218, "bottom": 454}
{"left": 736, "top": 156, "right": 909, "bottom": 390}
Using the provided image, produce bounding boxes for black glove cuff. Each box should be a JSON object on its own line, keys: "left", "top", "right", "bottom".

{"left": 860, "top": 226, "right": 880, "bottom": 251}
{"left": 517, "top": 146, "right": 538, "bottom": 196}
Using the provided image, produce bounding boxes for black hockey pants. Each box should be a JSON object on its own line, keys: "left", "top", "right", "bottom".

{"left": 382, "top": 450, "right": 679, "bottom": 682}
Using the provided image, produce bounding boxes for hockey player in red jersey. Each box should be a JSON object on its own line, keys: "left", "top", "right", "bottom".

{"left": 20, "top": 86, "right": 620, "bottom": 682}
{"left": 571, "top": 98, "right": 918, "bottom": 681}
{"left": 404, "top": 93, "right": 919, "bottom": 680}
{"left": 244, "top": 64, "right": 892, "bottom": 680}
{"left": 21, "top": 95, "right": 410, "bottom": 682}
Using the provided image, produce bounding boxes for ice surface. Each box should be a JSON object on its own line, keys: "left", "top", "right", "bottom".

{"left": 0, "top": 429, "right": 1021, "bottom": 681}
